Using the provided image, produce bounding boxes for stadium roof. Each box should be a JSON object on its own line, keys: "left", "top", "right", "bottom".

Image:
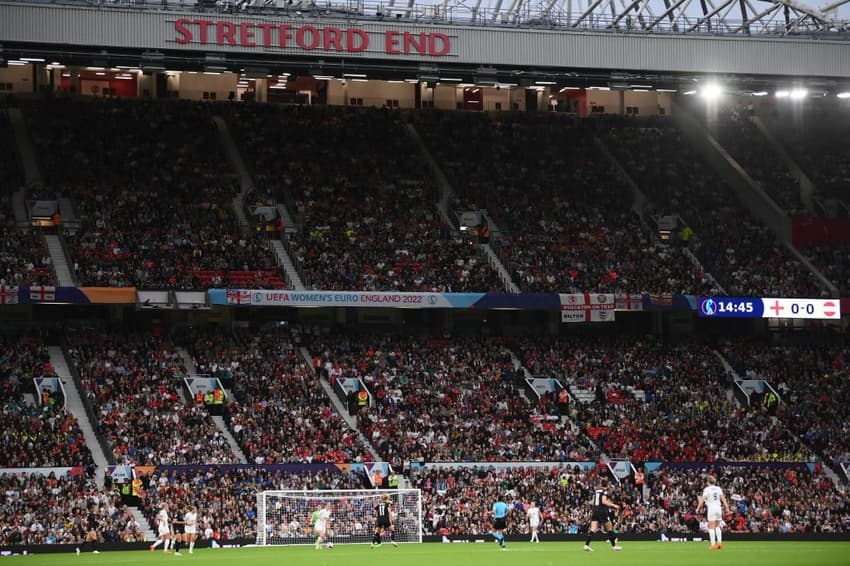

{"left": 408, "top": 0, "right": 850, "bottom": 34}
{"left": 8, "top": 0, "right": 850, "bottom": 35}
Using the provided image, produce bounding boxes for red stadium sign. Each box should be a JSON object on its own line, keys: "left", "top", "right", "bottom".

{"left": 173, "top": 19, "right": 452, "bottom": 57}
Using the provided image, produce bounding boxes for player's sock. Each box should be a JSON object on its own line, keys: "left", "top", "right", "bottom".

{"left": 151, "top": 540, "right": 163, "bottom": 550}
{"left": 584, "top": 533, "right": 592, "bottom": 547}
{"left": 709, "top": 527, "right": 716, "bottom": 546}
{"left": 608, "top": 532, "right": 617, "bottom": 547}
{"left": 164, "top": 539, "right": 170, "bottom": 551}
{"left": 715, "top": 527, "right": 723, "bottom": 544}
{"left": 188, "top": 541, "right": 194, "bottom": 553}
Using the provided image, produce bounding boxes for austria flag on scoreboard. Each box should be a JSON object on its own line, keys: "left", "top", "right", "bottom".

{"left": 559, "top": 293, "right": 616, "bottom": 323}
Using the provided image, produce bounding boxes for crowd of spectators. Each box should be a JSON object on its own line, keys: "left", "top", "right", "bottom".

{"left": 0, "top": 335, "right": 94, "bottom": 469}
{"left": 229, "top": 105, "right": 502, "bottom": 292}
{"left": 307, "top": 333, "right": 599, "bottom": 463}
{"left": 66, "top": 331, "right": 239, "bottom": 465}
{"left": 0, "top": 111, "right": 54, "bottom": 288}
{"left": 647, "top": 465, "right": 848, "bottom": 534}
{"left": 413, "top": 111, "right": 718, "bottom": 295}
{"left": 0, "top": 472, "right": 144, "bottom": 546}
{"left": 703, "top": 104, "right": 806, "bottom": 215}
{"left": 767, "top": 104, "right": 850, "bottom": 206}
{"left": 24, "top": 97, "right": 282, "bottom": 289}
{"left": 720, "top": 340, "right": 850, "bottom": 475}
{"left": 184, "top": 325, "right": 370, "bottom": 463}
{"left": 516, "top": 336, "right": 811, "bottom": 462}
{"left": 598, "top": 117, "right": 827, "bottom": 297}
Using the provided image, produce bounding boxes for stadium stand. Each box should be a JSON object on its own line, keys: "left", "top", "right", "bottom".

{"left": 720, "top": 341, "right": 850, "bottom": 476}
{"left": 65, "top": 331, "right": 239, "bottom": 465}
{"left": 516, "top": 336, "right": 811, "bottom": 462}
{"left": 598, "top": 117, "right": 826, "bottom": 297}
{"left": 702, "top": 104, "right": 806, "bottom": 215}
{"left": 414, "top": 110, "right": 718, "bottom": 295}
{"left": 0, "top": 110, "right": 54, "bottom": 288}
{"left": 183, "top": 325, "right": 371, "bottom": 463}
{"left": 23, "top": 98, "right": 283, "bottom": 289}
{"left": 228, "top": 105, "right": 502, "bottom": 292}
{"left": 0, "top": 335, "right": 94, "bottom": 469}
{"left": 308, "top": 332, "right": 600, "bottom": 463}
{"left": 0, "top": 473, "right": 143, "bottom": 545}
{"left": 765, "top": 104, "right": 850, "bottom": 209}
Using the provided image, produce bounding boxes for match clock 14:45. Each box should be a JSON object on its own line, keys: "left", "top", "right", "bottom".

{"left": 699, "top": 297, "right": 840, "bottom": 320}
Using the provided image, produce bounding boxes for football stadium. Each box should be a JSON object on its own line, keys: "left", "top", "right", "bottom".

{"left": 0, "top": 0, "right": 849, "bottom": 564}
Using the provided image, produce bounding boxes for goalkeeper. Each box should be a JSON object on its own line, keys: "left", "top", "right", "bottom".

{"left": 311, "top": 503, "right": 332, "bottom": 550}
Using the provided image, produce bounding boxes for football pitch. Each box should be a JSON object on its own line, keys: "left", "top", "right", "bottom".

{"left": 11, "top": 541, "right": 850, "bottom": 566}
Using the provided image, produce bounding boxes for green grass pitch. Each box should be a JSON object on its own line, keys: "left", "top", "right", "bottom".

{"left": 11, "top": 541, "right": 850, "bottom": 566}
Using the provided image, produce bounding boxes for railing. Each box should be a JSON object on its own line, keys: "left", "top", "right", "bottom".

{"left": 5, "top": 0, "right": 849, "bottom": 37}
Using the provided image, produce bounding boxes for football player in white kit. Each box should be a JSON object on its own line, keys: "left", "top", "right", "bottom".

{"left": 150, "top": 503, "right": 172, "bottom": 553}
{"left": 184, "top": 505, "right": 198, "bottom": 554}
{"left": 527, "top": 501, "right": 541, "bottom": 543}
{"left": 696, "top": 475, "right": 730, "bottom": 550}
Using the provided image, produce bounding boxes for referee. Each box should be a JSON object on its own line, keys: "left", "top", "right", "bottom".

{"left": 491, "top": 496, "right": 509, "bottom": 549}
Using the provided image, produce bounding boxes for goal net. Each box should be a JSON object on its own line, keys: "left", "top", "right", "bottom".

{"left": 256, "top": 489, "right": 422, "bottom": 546}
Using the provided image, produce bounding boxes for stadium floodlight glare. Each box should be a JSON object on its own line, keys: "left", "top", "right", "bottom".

{"left": 775, "top": 90, "right": 790, "bottom": 98}
{"left": 439, "top": 77, "right": 462, "bottom": 82}
{"left": 683, "top": 90, "right": 697, "bottom": 95}
{"left": 7, "top": 60, "right": 28, "bottom": 66}
{"left": 535, "top": 81, "right": 557, "bottom": 85}
{"left": 751, "top": 91, "right": 768, "bottom": 96}
{"left": 789, "top": 88, "right": 808, "bottom": 100}
{"left": 342, "top": 73, "right": 366, "bottom": 78}
{"left": 312, "top": 75, "right": 334, "bottom": 80}
{"left": 699, "top": 83, "right": 723, "bottom": 99}
{"left": 837, "top": 92, "right": 850, "bottom": 99}
{"left": 21, "top": 57, "right": 45, "bottom": 62}
{"left": 587, "top": 86, "right": 610, "bottom": 91}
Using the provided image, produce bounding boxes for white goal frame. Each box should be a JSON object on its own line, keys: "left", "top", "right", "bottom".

{"left": 256, "top": 489, "right": 422, "bottom": 546}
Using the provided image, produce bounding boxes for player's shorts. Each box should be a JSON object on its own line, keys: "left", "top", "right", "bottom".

{"left": 315, "top": 522, "right": 327, "bottom": 534}
{"left": 591, "top": 506, "right": 612, "bottom": 523}
{"left": 493, "top": 517, "right": 507, "bottom": 530}
{"left": 376, "top": 516, "right": 391, "bottom": 529}
{"left": 706, "top": 507, "right": 723, "bottom": 522}
{"left": 529, "top": 519, "right": 540, "bottom": 528}
{"left": 185, "top": 526, "right": 197, "bottom": 535}
{"left": 158, "top": 525, "right": 170, "bottom": 537}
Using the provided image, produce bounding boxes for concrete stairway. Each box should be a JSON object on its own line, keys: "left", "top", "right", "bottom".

{"left": 299, "top": 346, "right": 382, "bottom": 462}
{"left": 129, "top": 508, "right": 156, "bottom": 542}
{"left": 44, "top": 234, "right": 76, "bottom": 286}
{"left": 177, "top": 348, "right": 247, "bottom": 463}
{"left": 48, "top": 346, "right": 110, "bottom": 487}
{"left": 271, "top": 240, "right": 305, "bottom": 290}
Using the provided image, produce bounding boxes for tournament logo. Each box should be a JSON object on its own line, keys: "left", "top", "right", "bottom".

{"left": 700, "top": 298, "right": 717, "bottom": 316}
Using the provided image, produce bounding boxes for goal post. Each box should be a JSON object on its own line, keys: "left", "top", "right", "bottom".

{"left": 256, "top": 489, "right": 422, "bottom": 546}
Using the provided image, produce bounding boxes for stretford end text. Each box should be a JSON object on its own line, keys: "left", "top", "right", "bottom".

{"left": 173, "top": 19, "right": 452, "bottom": 56}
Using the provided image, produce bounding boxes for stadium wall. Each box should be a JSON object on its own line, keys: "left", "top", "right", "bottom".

{"left": 1, "top": 2, "right": 850, "bottom": 78}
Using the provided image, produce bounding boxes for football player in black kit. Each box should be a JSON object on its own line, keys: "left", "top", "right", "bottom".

{"left": 371, "top": 494, "right": 398, "bottom": 548}
{"left": 584, "top": 478, "right": 623, "bottom": 552}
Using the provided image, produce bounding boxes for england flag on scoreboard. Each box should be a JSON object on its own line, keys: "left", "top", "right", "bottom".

{"left": 560, "top": 293, "right": 616, "bottom": 323}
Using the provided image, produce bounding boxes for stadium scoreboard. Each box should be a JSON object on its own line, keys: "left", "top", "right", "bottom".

{"left": 698, "top": 297, "right": 840, "bottom": 319}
